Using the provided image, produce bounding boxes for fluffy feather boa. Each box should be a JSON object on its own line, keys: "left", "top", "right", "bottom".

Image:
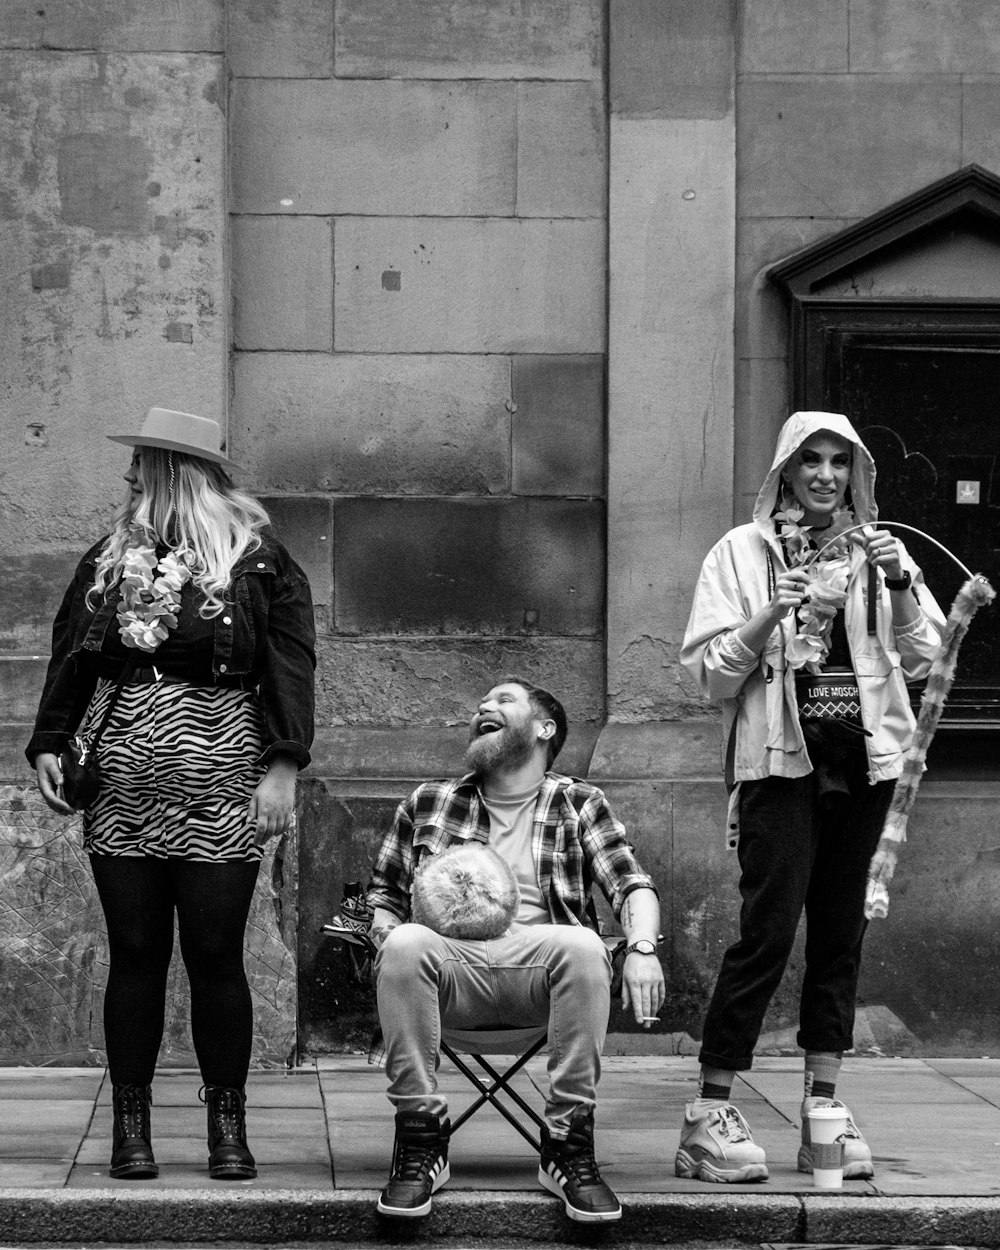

{"left": 866, "top": 573, "right": 996, "bottom": 917}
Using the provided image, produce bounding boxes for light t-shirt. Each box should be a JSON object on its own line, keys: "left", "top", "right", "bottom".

{"left": 481, "top": 785, "right": 549, "bottom": 926}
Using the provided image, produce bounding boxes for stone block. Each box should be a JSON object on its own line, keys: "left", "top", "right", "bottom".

{"left": 334, "top": 218, "right": 606, "bottom": 353}
{"left": 590, "top": 720, "right": 723, "bottom": 781}
{"left": 516, "top": 83, "right": 607, "bottom": 219}
{"left": 0, "top": 548, "right": 79, "bottom": 652}
{"left": 737, "top": 77, "right": 962, "bottom": 219}
{"left": 511, "top": 356, "right": 605, "bottom": 498}
{"left": 333, "top": 498, "right": 604, "bottom": 636}
{"left": 610, "top": 0, "right": 733, "bottom": 120}
{"left": 232, "top": 352, "right": 510, "bottom": 495}
{"left": 739, "top": 0, "right": 848, "bottom": 73}
{"left": 859, "top": 784, "right": 1000, "bottom": 1052}
{"left": 0, "top": 0, "right": 223, "bottom": 50}
{"left": 963, "top": 79, "right": 1000, "bottom": 171}
{"left": 257, "top": 496, "right": 333, "bottom": 609}
{"left": 313, "top": 637, "right": 605, "bottom": 739}
{"left": 296, "top": 782, "right": 387, "bottom": 1053}
{"left": 231, "top": 217, "right": 332, "bottom": 351}
{"left": 607, "top": 116, "right": 734, "bottom": 720}
{"left": 228, "top": 0, "right": 333, "bottom": 77}
{"left": 597, "top": 779, "right": 673, "bottom": 886}
{"left": 230, "top": 79, "right": 515, "bottom": 216}
{"left": 334, "top": 0, "right": 603, "bottom": 81}
{"left": 850, "top": 0, "right": 1000, "bottom": 73}
{"left": 307, "top": 723, "right": 601, "bottom": 784}
{"left": 0, "top": 658, "right": 47, "bottom": 725}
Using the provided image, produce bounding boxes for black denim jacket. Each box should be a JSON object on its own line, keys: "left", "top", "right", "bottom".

{"left": 26, "top": 531, "right": 317, "bottom": 769}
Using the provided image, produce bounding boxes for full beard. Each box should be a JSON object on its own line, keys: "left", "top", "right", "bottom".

{"left": 464, "top": 720, "right": 536, "bottom": 777}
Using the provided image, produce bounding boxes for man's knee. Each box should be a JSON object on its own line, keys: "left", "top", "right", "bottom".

{"left": 549, "top": 925, "right": 611, "bottom": 983}
{"left": 376, "top": 923, "right": 442, "bottom": 984}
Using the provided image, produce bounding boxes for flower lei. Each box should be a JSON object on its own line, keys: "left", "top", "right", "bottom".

{"left": 775, "top": 504, "right": 857, "bottom": 673}
{"left": 116, "top": 544, "right": 194, "bottom": 653}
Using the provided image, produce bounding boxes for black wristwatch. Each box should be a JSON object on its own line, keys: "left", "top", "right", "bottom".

{"left": 625, "top": 939, "right": 658, "bottom": 957}
{"left": 884, "top": 570, "right": 912, "bottom": 591}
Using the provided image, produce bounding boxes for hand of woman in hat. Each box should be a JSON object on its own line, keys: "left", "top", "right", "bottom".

{"left": 34, "top": 752, "right": 75, "bottom": 816}
{"left": 249, "top": 755, "right": 298, "bottom": 846}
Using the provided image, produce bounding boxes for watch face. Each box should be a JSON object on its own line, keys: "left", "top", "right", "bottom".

{"left": 630, "top": 940, "right": 656, "bottom": 955}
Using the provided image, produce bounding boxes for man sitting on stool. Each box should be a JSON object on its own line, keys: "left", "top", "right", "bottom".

{"left": 367, "top": 676, "right": 665, "bottom": 1223}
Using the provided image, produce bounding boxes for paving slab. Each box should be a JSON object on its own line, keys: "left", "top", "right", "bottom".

{"left": 0, "top": 1069, "right": 103, "bottom": 1101}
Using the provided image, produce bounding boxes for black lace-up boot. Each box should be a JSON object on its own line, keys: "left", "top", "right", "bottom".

{"left": 538, "top": 1105, "right": 622, "bottom": 1222}
{"left": 110, "top": 1083, "right": 158, "bottom": 1179}
{"left": 202, "top": 1085, "right": 257, "bottom": 1179}
{"left": 376, "top": 1111, "right": 451, "bottom": 1218}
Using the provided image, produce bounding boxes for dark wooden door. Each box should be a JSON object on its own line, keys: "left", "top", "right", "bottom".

{"left": 805, "top": 307, "right": 1000, "bottom": 723}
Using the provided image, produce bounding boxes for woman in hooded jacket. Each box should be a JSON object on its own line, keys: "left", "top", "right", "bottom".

{"left": 676, "top": 412, "right": 944, "bottom": 1185}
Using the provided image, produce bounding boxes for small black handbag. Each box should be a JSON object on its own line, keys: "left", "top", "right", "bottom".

{"left": 59, "top": 653, "right": 138, "bottom": 811}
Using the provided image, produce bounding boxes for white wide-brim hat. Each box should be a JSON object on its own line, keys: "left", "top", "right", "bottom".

{"left": 107, "top": 408, "right": 241, "bottom": 470}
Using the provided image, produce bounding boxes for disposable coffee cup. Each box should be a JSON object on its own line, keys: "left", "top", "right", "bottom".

{"left": 807, "top": 1105, "right": 847, "bottom": 1189}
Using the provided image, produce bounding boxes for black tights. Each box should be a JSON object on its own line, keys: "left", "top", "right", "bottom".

{"left": 90, "top": 855, "right": 261, "bottom": 1088}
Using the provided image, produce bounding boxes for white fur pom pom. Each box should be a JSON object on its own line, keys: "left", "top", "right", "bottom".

{"left": 411, "top": 843, "right": 520, "bottom": 940}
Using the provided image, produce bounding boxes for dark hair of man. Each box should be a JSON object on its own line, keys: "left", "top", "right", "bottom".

{"left": 500, "top": 675, "right": 568, "bottom": 765}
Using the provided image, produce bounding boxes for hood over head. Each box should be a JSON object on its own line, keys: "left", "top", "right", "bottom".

{"left": 753, "top": 411, "right": 877, "bottom": 534}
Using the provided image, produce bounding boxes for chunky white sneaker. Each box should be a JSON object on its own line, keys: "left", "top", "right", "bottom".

{"left": 675, "top": 1102, "right": 769, "bottom": 1183}
{"left": 798, "top": 1097, "right": 874, "bottom": 1180}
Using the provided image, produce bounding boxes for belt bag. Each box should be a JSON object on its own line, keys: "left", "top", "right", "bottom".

{"left": 794, "top": 669, "right": 864, "bottom": 730}
{"left": 59, "top": 652, "right": 138, "bottom": 811}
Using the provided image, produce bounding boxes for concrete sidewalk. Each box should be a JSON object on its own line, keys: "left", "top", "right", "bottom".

{"left": 0, "top": 1055, "right": 997, "bottom": 1244}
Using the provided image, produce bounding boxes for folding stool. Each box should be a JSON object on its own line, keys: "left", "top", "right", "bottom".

{"left": 440, "top": 1024, "right": 549, "bottom": 1151}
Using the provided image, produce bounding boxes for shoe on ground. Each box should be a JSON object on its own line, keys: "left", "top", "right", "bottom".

{"left": 377, "top": 1111, "right": 451, "bottom": 1218}
{"left": 675, "top": 1101, "right": 769, "bottom": 1183}
{"left": 203, "top": 1084, "right": 257, "bottom": 1180}
{"left": 110, "top": 1083, "right": 158, "bottom": 1179}
{"left": 798, "top": 1096, "right": 874, "bottom": 1179}
{"left": 538, "top": 1106, "right": 622, "bottom": 1223}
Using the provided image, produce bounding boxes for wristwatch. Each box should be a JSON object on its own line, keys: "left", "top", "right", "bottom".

{"left": 625, "top": 939, "right": 658, "bottom": 957}
{"left": 884, "top": 570, "right": 912, "bottom": 591}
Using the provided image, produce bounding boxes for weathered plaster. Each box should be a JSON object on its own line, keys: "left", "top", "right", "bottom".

{"left": 0, "top": 52, "right": 226, "bottom": 561}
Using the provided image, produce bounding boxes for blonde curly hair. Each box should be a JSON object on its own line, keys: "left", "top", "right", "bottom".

{"left": 88, "top": 447, "right": 270, "bottom": 617}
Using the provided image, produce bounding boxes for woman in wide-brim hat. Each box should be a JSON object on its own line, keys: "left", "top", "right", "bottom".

{"left": 27, "top": 408, "right": 316, "bottom": 1181}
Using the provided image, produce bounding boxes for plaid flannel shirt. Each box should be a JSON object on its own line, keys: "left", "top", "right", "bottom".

{"left": 367, "top": 771, "right": 657, "bottom": 927}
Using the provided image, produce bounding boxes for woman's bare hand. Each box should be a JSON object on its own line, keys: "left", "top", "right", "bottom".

{"left": 34, "top": 752, "right": 75, "bottom": 815}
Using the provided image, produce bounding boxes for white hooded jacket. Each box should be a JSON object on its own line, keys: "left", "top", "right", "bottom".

{"left": 681, "top": 412, "right": 945, "bottom": 817}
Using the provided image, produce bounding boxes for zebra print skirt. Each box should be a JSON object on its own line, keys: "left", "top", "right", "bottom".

{"left": 80, "top": 678, "right": 266, "bottom": 862}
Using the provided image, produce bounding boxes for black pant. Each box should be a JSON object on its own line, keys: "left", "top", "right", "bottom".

{"left": 90, "top": 855, "right": 261, "bottom": 1088}
{"left": 699, "top": 759, "right": 894, "bottom": 1070}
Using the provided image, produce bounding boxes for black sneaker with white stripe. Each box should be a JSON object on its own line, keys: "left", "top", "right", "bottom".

{"left": 538, "top": 1106, "right": 622, "bottom": 1222}
{"left": 377, "top": 1111, "right": 450, "bottom": 1218}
